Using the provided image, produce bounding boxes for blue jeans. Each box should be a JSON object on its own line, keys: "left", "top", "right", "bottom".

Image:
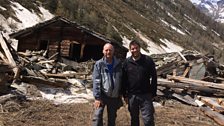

{"left": 128, "top": 94, "right": 155, "bottom": 126}
{"left": 92, "top": 96, "right": 122, "bottom": 126}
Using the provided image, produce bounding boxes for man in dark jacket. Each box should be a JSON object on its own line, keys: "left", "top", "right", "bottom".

{"left": 92, "top": 43, "right": 123, "bottom": 126}
{"left": 122, "top": 40, "right": 157, "bottom": 126}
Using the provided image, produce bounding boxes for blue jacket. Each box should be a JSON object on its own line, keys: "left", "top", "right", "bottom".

{"left": 93, "top": 57, "right": 122, "bottom": 99}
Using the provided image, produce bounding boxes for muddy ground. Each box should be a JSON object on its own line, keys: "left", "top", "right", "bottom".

{"left": 0, "top": 97, "right": 219, "bottom": 126}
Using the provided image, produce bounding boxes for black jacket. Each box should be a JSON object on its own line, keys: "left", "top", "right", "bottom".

{"left": 122, "top": 54, "right": 157, "bottom": 97}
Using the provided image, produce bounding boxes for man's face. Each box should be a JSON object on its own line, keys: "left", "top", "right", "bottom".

{"left": 130, "top": 43, "right": 141, "bottom": 58}
{"left": 103, "top": 44, "right": 114, "bottom": 59}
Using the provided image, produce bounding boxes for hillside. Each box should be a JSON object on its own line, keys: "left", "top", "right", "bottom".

{"left": 191, "top": 0, "right": 224, "bottom": 23}
{"left": 1, "top": 0, "right": 224, "bottom": 62}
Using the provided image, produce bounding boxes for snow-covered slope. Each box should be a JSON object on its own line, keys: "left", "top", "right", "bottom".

{"left": 0, "top": 1, "right": 54, "bottom": 34}
{"left": 191, "top": 0, "right": 224, "bottom": 23}
{"left": 0, "top": 1, "right": 184, "bottom": 55}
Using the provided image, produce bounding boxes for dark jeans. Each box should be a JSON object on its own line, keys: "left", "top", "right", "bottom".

{"left": 128, "top": 94, "right": 155, "bottom": 126}
{"left": 92, "top": 96, "right": 123, "bottom": 126}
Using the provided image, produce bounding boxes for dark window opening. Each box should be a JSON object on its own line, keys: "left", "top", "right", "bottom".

{"left": 82, "top": 45, "right": 103, "bottom": 62}
{"left": 39, "top": 40, "right": 49, "bottom": 50}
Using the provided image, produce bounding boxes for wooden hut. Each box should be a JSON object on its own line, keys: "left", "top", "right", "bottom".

{"left": 10, "top": 16, "right": 127, "bottom": 61}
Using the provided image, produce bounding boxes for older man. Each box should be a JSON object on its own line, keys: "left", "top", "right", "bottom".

{"left": 92, "top": 43, "right": 123, "bottom": 126}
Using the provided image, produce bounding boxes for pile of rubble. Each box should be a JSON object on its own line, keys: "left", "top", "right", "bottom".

{"left": 151, "top": 50, "right": 224, "bottom": 125}
{"left": 0, "top": 33, "right": 95, "bottom": 104}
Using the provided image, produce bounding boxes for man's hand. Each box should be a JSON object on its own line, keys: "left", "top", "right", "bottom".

{"left": 94, "top": 100, "right": 103, "bottom": 109}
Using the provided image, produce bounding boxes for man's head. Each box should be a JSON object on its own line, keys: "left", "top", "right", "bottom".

{"left": 129, "top": 40, "right": 141, "bottom": 59}
{"left": 103, "top": 43, "right": 114, "bottom": 60}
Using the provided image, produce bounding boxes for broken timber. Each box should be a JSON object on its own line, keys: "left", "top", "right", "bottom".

{"left": 200, "top": 107, "right": 224, "bottom": 126}
{"left": 20, "top": 76, "right": 70, "bottom": 88}
{"left": 158, "top": 78, "right": 224, "bottom": 96}
{"left": 0, "top": 33, "right": 20, "bottom": 81}
{"left": 167, "top": 75, "right": 224, "bottom": 90}
{"left": 198, "top": 96, "right": 224, "bottom": 113}
{"left": 172, "top": 93, "right": 197, "bottom": 106}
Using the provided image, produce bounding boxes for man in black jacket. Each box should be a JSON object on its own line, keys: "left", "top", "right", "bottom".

{"left": 122, "top": 40, "right": 157, "bottom": 126}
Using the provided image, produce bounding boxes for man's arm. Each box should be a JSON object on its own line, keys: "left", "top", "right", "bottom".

{"left": 121, "top": 61, "right": 128, "bottom": 103}
{"left": 150, "top": 60, "right": 157, "bottom": 98}
{"left": 92, "top": 62, "right": 101, "bottom": 100}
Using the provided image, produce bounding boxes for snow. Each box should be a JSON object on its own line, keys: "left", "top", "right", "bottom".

{"left": 40, "top": 87, "right": 94, "bottom": 104}
{"left": 0, "top": 1, "right": 55, "bottom": 33}
{"left": 212, "top": 29, "right": 220, "bottom": 36}
{"left": 160, "top": 19, "right": 186, "bottom": 35}
{"left": 159, "top": 39, "right": 183, "bottom": 53}
{"left": 10, "top": 1, "right": 54, "bottom": 29}
{"left": 184, "top": 14, "right": 207, "bottom": 30}
{"left": 122, "top": 29, "right": 184, "bottom": 57}
{"left": 190, "top": 0, "right": 201, "bottom": 4}
{"left": 0, "top": 15, "right": 12, "bottom": 33}
{"left": 190, "top": 0, "right": 224, "bottom": 23}
{"left": 0, "top": 6, "right": 7, "bottom": 10}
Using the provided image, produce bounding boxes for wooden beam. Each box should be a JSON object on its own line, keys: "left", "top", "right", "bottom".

{"left": 158, "top": 78, "right": 224, "bottom": 96}
{"left": 167, "top": 75, "right": 224, "bottom": 90}
{"left": 0, "top": 51, "right": 9, "bottom": 63}
{"left": 0, "top": 33, "right": 20, "bottom": 81}
{"left": 0, "top": 33, "right": 16, "bottom": 66}
{"left": 182, "top": 67, "right": 190, "bottom": 77}
{"left": 20, "top": 76, "right": 70, "bottom": 88}
{"left": 200, "top": 107, "right": 224, "bottom": 125}
{"left": 172, "top": 93, "right": 198, "bottom": 106}
{"left": 198, "top": 96, "right": 224, "bottom": 113}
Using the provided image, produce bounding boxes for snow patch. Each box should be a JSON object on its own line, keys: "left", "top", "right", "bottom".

{"left": 160, "top": 19, "right": 186, "bottom": 35}
{"left": 160, "top": 39, "right": 183, "bottom": 53}
{"left": 0, "top": 6, "right": 7, "bottom": 10}
{"left": 9, "top": 1, "right": 54, "bottom": 31}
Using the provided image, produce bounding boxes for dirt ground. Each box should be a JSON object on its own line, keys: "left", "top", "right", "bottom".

{"left": 0, "top": 97, "right": 219, "bottom": 126}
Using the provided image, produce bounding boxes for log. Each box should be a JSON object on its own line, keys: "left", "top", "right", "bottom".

{"left": 167, "top": 75, "right": 224, "bottom": 90}
{"left": 158, "top": 78, "right": 224, "bottom": 96}
{"left": 198, "top": 96, "right": 224, "bottom": 113}
{"left": 20, "top": 76, "right": 70, "bottom": 88}
{"left": 200, "top": 107, "right": 224, "bottom": 126}
{"left": 43, "top": 72, "right": 89, "bottom": 79}
{"left": 0, "top": 34, "right": 16, "bottom": 66}
{"left": 0, "top": 33, "right": 20, "bottom": 80}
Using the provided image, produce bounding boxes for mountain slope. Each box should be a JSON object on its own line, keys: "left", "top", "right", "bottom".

{"left": 191, "top": 0, "right": 224, "bottom": 23}
{"left": 1, "top": 0, "right": 224, "bottom": 63}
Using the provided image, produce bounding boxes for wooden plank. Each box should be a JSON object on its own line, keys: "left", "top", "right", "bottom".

{"left": 167, "top": 75, "right": 224, "bottom": 90}
{"left": 172, "top": 93, "right": 198, "bottom": 106}
{"left": 200, "top": 107, "right": 224, "bottom": 126}
{"left": 43, "top": 72, "right": 89, "bottom": 79}
{"left": 182, "top": 67, "right": 190, "bottom": 77}
{"left": 20, "top": 76, "right": 70, "bottom": 88}
{"left": 0, "top": 33, "right": 16, "bottom": 66}
{"left": 177, "top": 51, "right": 187, "bottom": 62}
{"left": 0, "top": 33, "right": 20, "bottom": 80}
{"left": 158, "top": 78, "right": 224, "bottom": 96}
{"left": 0, "top": 51, "right": 9, "bottom": 63}
{"left": 198, "top": 96, "right": 224, "bottom": 113}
